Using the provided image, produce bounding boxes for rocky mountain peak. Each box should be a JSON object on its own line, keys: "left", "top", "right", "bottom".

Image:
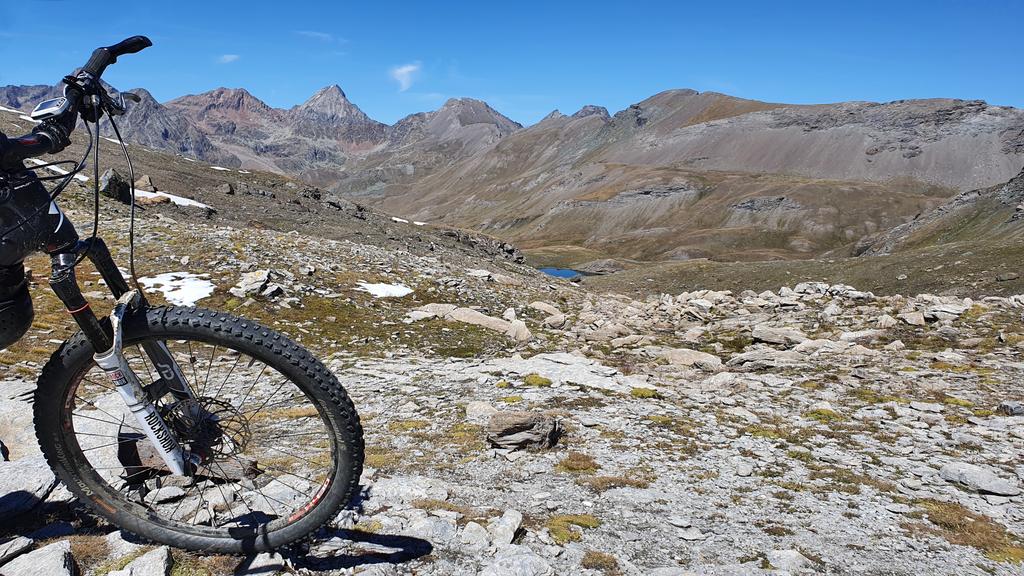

{"left": 571, "top": 105, "right": 610, "bottom": 120}
{"left": 433, "top": 98, "right": 522, "bottom": 133}
{"left": 165, "top": 88, "right": 285, "bottom": 128}
{"left": 129, "top": 87, "right": 158, "bottom": 104}
{"left": 294, "top": 84, "right": 368, "bottom": 120}
{"left": 538, "top": 110, "right": 566, "bottom": 123}
{"left": 197, "top": 88, "right": 275, "bottom": 114}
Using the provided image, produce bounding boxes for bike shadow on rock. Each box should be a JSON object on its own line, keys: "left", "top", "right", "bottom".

{"left": 284, "top": 529, "right": 433, "bottom": 572}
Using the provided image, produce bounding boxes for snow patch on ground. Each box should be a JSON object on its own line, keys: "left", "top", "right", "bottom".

{"left": 18, "top": 115, "right": 39, "bottom": 124}
{"left": 26, "top": 159, "right": 89, "bottom": 182}
{"left": 101, "top": 137, "right": 126, "bottom": 146}
{"left": 0, "top": 105, "right": 19, "bottom": 113}
{"left": 356, "top": 282, "right": 414, "bottom": 298}
{"left": 391, "top": 217, "right": 409, "bottom": 224}
{"left": 133, "top": 189, "right": 211, "bottom": 209}
{"left": 139, "top": 272, "right": 215, "bottom": 306}
{"left": 237, "top": 170, "right": 251, "bottom": 174}
{"left": 414, "top": 221, "right": 426, "bottom": 226}
{"left": 211, "top": 166, "right": 231, "bottom": 171}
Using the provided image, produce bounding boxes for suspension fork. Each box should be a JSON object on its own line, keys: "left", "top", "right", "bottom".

{"left": 95, "top": 291, "right": 193, "bottom": 475}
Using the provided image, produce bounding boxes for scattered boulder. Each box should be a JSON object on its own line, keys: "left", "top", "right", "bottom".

{"left": 876, "top": 314, "right": 898, "bottom": 329}
{"left": 99, "top": 168, "right": 131, "bottom": 202}
{"left": 0, "top": 456, "right": 57, "bottom": 520}
{"left": 938, "top": 461, "right": 1021, "bottom": 496}
{"left": 658, "top": 348, "right": 722, "bottom": 372}
{"left": 407, "top": 304, "right": 533, "bottom": 342}
{"left": 486, "top": 509, "right": 523, "bottom": 548}
{"left": 752, "top": 325, "right": 808, "bottom": 346}
{"left": 542, "top": 313, "right": 567, "bottom": 329}
{"left": 898, "top": 311, "right": 926, "bottom": 326}
{"left": 136, "top": 194, "right": 171, "bottom": 207}
{"left": 486, "top": 411, "right": 560, "bottom": 450}
{"left": 766, "top": 549, "right": 813, "bottom": 571}
{"left": 839, "top": 329, "right": 885, "bottom": 343}
{"left": 727, "top": 348, "right": 804, "bottom": 369}
{"left": 480, "top": 545, "right": 553, "bottom": 576}
{"left": 925, "top": 303, "right": 969, "bottom": 321}
{"left": 108, "top": 546, "right": 173, "bottom": 576}
{"left": 450, "top": 308, "right": 518, "bottom": 336}
{"left": 134, "top": 174, "right": 157, "bottom": 192}
{"left": 0, "top": 540, "right": 74, "bottom": 576}
{"left": 230, "top": 269, "right": 274, "bottom": 298}
{"left": 528, "top": 301, "right": 561, "bottom": 316}
{"left": 459, "top": 521, "right": 490, "bottom": 553}
{"left": 0, "top": 537, "right": 33, "bottom": 565}
{"left": 465, "top": 401, "right": 499, "bottom": 424}
{"left": 998, "top": 400, "right": 1023, "bottom": 416}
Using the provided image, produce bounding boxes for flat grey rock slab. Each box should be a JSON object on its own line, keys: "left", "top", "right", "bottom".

{"left": 109, "top": 545, "right": 173, "bottom": 576}
{"left": 0, "top": 536, "right": 33, "bottom": 566}
{"left": 0, "top": 540, "right": 73, "bottom": 576}
{"left": 0, "top": 456, "right": 57, "bottom": 520}
{"left": 939, "top": 461, "right": 1021, "bottom": 496}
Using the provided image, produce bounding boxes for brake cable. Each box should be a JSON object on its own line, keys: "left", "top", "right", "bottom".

{"left": 72, "top": 107, "right": 102, "bottom": 267}
{"left": 106, "top": 114, "right": 143, "bottom": 292}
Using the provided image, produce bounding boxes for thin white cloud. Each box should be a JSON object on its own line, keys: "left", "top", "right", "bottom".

{"left": 217, "top": 54, "right": 240, "bottom": 64}
{"left": 296, "top": 30, "right": 334, "bottom": 42}
{"left": 390, "top": 62, "right": 421, "bottom": 92}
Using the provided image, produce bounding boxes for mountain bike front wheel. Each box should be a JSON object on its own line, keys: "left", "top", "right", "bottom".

{"left": 34, "top": 306, "right": 364, "bottom": 553}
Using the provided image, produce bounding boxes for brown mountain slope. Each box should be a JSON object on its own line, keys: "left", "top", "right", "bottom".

{"left": 858, "top": 166, "right": 1024, "bottom": 256}
{"left": 582, "top": 167, "right": 1024, "bottom": 298}
{"left": 339, "top": 90, "right": 1023, "bottom": 262}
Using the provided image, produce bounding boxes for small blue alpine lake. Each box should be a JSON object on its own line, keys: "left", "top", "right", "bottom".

{"left": 538, "top": 267, "right": 585, "bottom": 279}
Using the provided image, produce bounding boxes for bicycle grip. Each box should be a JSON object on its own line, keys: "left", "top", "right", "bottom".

{"left": 107, "top": 36, "right": 153, "bottom": 58}
{"left": 81, "top": 36, "right": 153, "bottom": 78}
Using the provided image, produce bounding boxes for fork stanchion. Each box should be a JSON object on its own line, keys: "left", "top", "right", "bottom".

{"left": 49, "top": 247, "right": 112, "bottom": 352}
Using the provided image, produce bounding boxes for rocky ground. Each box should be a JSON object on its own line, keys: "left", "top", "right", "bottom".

{"left": 0, "top": 196, "right": 1022, "bottom": 575}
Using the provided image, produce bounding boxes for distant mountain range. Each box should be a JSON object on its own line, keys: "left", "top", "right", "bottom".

{"left": 3, "top": 83, "right": 1022, "bottom": 264}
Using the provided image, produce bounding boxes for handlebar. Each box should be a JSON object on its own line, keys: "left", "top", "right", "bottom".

{"left": 0, "top": 36, "right": 151, "bottom": 169}
{"left": 0, "top": 133, "right": 53, "bottom": 165}
{"left": 81, "top": 36, "right": 152, "bottom": 79}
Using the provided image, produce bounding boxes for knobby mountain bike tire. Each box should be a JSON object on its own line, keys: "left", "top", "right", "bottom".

{"left": 34, "top": 305, "right": 364, "bottom": 553}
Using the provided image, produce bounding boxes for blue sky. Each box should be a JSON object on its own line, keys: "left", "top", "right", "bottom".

{"left": 1, "top": 1, "right": 1022, "bottom": 126}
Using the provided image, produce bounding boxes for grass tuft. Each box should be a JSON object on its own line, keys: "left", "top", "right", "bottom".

{"left": 629, "top": 387, "right": 659, "bottom": 399}
{"left": 556, "top": 452, "right": 600, "bottom": 473}
{"left": 581, "top": 550, "right": 620, "bottom": 574}
{"left": 908, "top": 499, "right": 1024, "bottom": 564}
{"left": 547, "top": 514, "right": 602, "bottom": 544}
{"left": 523, "top": 373, "right": 553, "bottom": 387}
{"left": 803, "top": 409, "right": 844, "bottom": 423}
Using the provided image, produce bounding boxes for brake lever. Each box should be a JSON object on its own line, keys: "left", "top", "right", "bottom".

{"left": 102, "top": 90, "right": 139, "bottom": 117}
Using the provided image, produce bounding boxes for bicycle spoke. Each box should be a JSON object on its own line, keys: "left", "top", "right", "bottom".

{"left": 201, "top": 344, "right": 217, "bottom": 397}
{"left": 236, "top": 363, "right": 270, "bottom": 410}
{"left": 213, "top": 353, "right": 243, "bottom": 399}
{"left": 240, "top": 378, "right": 292, "bottom": 418}
{"left": 72, "top": 410, "right": 143, "bottom": 433}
